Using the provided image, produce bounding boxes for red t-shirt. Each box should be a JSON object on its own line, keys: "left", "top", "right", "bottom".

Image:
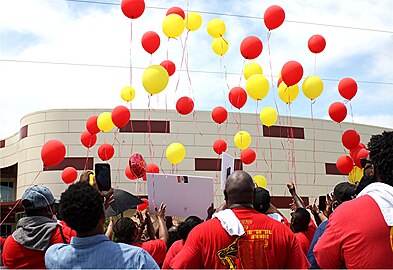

{"left": 2, "top": 225, "right": 74, "bottom": 269}
{"left": 314, "top": 195, "right": 393, "bottom": 268}
{"left": 170, "top": 208, "right": 309, "bottom": 269}
{"left": 162, "top": 239, "right": 184, "bottom": 269}
{"left": 132, "top": 239, "right": 167, "bottom": 265}
{"left": 295, "top": 220, "right": 316, "bottom": 255}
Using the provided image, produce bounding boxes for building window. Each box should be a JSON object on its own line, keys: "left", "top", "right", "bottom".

{"left": 0, "top": 182, "right": 15, "bottom": 202}
{"left": 0, "top": 224, "right": 12, "bottom": 238}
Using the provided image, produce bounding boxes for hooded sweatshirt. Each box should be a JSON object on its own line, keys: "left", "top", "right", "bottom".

{"left": 2, "top": 216, "right": 70, "bottom": 269}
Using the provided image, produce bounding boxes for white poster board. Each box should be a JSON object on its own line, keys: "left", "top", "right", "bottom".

{"left": 221, "top": 152, "right": 235, "bottom": 190}
{"left": 146, "top": 173, "right": 214, "bottom": 219}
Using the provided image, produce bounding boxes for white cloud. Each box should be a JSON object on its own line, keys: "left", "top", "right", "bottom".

{"left": 0, "top": 0, "right": 392, "bottom": 138}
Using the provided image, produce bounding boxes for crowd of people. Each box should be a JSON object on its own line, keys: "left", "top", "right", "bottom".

{"left": 1, "top": 131, "right": 392, "bottom": 269}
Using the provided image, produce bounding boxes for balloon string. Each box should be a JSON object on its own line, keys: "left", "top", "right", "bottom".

{"left": 174, "top": 32, "right": 189, "bottom": 95}
{"left": 0, "top": 199, "right": 21, "bottom": 226}
{"left": 311, "top": 100, "right": 317, "bottom": 186}
{"left": 128, "top": 102, "right": 135, "bottom": 154}
{"left": 159, "top": 94, "right": 169, "bottom": 174}
{"left": 219, "top": 56, "right": 228, "bottom": 110}
{"left": 150, "top": 54, "right": 152, "bottom": 66}
{"left": 222, "top": 56, "right": 231, "bottom": 91}
{"left": 255, "top": 100, "right": 260, "bottom": 172}
{"left": 238, "top": 59, "right": 246, "bottom": 86}
{"left": 114, "top": 132, "right": 124, "bottom": 188}
{"left": 289, "top": 103, "right": 298, "bottom": 186}
{"left": 267, "top": 31, "right": 281, "bottom": 125}
{"left": 84, "top": 148, "right": 91, "bottom": 171}
{"left": 147, "top": 95, "right": 153, "bottom": 164}
{"left": 314, "top": 54, "right": 317, "bottom": 76}
{"left": 268, "top": 130, "right": 273, "bottom": 182}
{"left": 349, "top": 101, "right": 356, "bottom": 129}
{"left": 1, "top": 169, "right": 43, "bottom": 226}
{"left": 166, "top": 37, "right": 169, "bottom": 60}
{"left": 129, "top": 20, "right": 133, "bottom": 86}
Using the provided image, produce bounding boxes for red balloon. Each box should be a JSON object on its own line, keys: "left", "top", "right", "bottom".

{"left": 264, "top": 5, "right": 285, "bottom": 30}
{"left": 308, "top": 35, "right": 326, "bottom": 54}
{"left": 125, "top": 166, "right": 138, "bottom": 180}
{"left": 229, "top": 87, "right": 247, "bottom": 109}
{"left": 166, "top": 6, "right": 185, "bottom": 19}
{"left": 241, "top": 148, "right": 256, "bottom": 165}
{"left": 342, "top": 129, "right": 360, "bottom": 150}
{"left": 328, "top": 102, "right": 347, "bottom": 123}
{"left": 137, "top": 198, "right": 149, "bottom": 211}
{"left": 121, "top": 0, "right": 145, "bottom": 19}
{"left": 212, "top": 106, "right": 228, "bottom": 124}
{"left": 112, "top": 105, "right": 130, "bottom": 128}
{"left": 277, "top": 77, "right": 283, "bottom": 88}
{"left": 62, "top": 167, "right": 78, "bottom": 184}
{"left": 240, "top": 36, "right": 263, "bottom": 60}
{"left": 176, "top": 97, "right": 194, "bottom": 115}
{"left": 160, "top": 60, "right": 176, "bottom": 76}
{"left": 143, "top": 163, "right": 160, "bottom": 181}
{"left": 129, "top": 153, "right": 147, "bottom": 178}
{"left": 213, "top": 139, "right": 227, "bottom": 155}
{"left": 41, "top": 140, "right": 66, "bottom": 167}
{"left": 98, "top": 143, "right": 115, "bottom": 161}
{"left": 281, "top": 61, "right": 304, "bottom": 86}
{"left": 356, "top": 148, "right": 369, "bottom": 168}
{"left": 141, "top": 31, "right": 160, "bottom": 54}
{"left": 86, "top": 116, "right": 100, "bottom": 135}
{"left": 336, "top": 155, "right": 354, "bottom": 174}
{"left": 338, "top": 78, "right": 357, "bottom": 100}
{"left": 350, "top": 143, "right": 366, "bottom": 160}
{"left": 80, "top": 131, "right": 97, "bottom": 148}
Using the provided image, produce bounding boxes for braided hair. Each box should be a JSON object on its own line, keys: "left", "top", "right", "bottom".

{"left": 368, "top": 131, "right": 393, "bottom": 186}
{"left": 113, "top": 217, "right": 138, "bottom": 245}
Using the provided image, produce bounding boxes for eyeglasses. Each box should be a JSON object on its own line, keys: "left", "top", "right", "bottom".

{"left": 360, "top": 158, "right": 372, "bottom": 169}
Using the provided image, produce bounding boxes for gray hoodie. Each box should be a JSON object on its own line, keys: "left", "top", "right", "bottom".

{"left": 12, "top": 216, "right": 59, "bottom": 251}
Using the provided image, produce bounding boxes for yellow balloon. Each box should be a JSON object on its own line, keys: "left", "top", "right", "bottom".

{"left": 234, "top": 131, "right": 251, "bottom": 150}
{"left": 142, "top": 65, "right": 169, "bottom": 95}
{"left": 302, "top": 75, "right": 324, "bottom": 100}
{"left": 207, "top": 18, "right": 226, "bottom": 38}
{"left": 348, "top": 166, "right": 363, "bottom": 184}
{"left": 246, "top": 74, "right": 269, "bottom": 100}
{"left": 162, "top": 14, "right": 185, "bottom": 38}
{"left": 244, "top": 62, "right": 263, "bottom": 80}
{"left": 97, "top": 112, "right": 115, "bottom": 132}
{"left": 253, "top": 175, "right": 267, "bottom": 188}
{"left": 166, "top": 142, "right": 186, "bottom": 165}
{"left": 278, "top": 82, "right": 299, "bottom": 103}
{"left": 260, "top": 107, "right": 278, "bottom": 127}
{"left": 211, "top": 37, "right": 228, "bottom": 56}
{"left": 185, "top": 12, "right": 202, "bottom": 31}
{"left": 120, "top": 86, "right": 135, "bottom": 102}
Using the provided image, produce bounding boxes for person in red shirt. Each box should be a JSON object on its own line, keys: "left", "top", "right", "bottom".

{"left": 170, "top": 170, "right": 309, "bottom": 269}
{"left": 290, "top": 208, "right": 316, "bottom": 255}
{"left": 314, "top": 131, "right": 393, "bottom": 268}
{"left": 162, "top": 215, "right": 203, "bottom": 269}
{"left": 2, "top": 185, "right": 74, "bottom": 269}
{"left": 113, "top": 203, "right": 168, "bottom": 266}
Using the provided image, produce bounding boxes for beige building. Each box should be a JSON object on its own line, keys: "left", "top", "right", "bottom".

{"left": 0, "top": 108, "right": 390, "bottom": 235}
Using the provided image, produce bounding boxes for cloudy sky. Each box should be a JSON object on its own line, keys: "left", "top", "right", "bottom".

{"left": 0, "top": 0, "right": 392, "bottom": 138}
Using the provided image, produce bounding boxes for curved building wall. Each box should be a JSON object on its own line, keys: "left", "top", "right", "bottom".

{"left": 0, "top": 109, "right": 390, "bottom": 209}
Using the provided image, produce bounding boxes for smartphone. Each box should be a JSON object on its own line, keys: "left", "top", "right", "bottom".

{"left": 318, "top": 195, "right": 327, "bottom": 211}
{"left": 95, "top": 163, "right": 111, "bottom": 192}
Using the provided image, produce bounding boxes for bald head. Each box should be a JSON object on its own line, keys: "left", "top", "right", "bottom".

{"left": 224, "top": 170, "right": 255, "bottom": 207}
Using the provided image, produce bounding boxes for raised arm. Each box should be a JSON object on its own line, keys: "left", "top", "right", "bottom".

{"left": 155, "top": 203, "right": 169, "bottom": 244}
{"left": 287, "top": 181, "right": 306, "bottom": 209}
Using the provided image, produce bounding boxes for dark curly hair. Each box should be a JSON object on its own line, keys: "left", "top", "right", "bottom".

{"left": 178, "top": 216, "right": 203, "bottom": 241}
{"left": 59, "top": 181, "right": 104, "bottom": 234}
{"left": 113, "top": 217, "right": 138, "bottom": 245}
{"left": 368, "top": 131, "right": 393, "bottom": 186}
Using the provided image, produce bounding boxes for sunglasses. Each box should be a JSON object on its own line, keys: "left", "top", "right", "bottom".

{"left": 360, "top": 158, "right": 372, "bottom": 169}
